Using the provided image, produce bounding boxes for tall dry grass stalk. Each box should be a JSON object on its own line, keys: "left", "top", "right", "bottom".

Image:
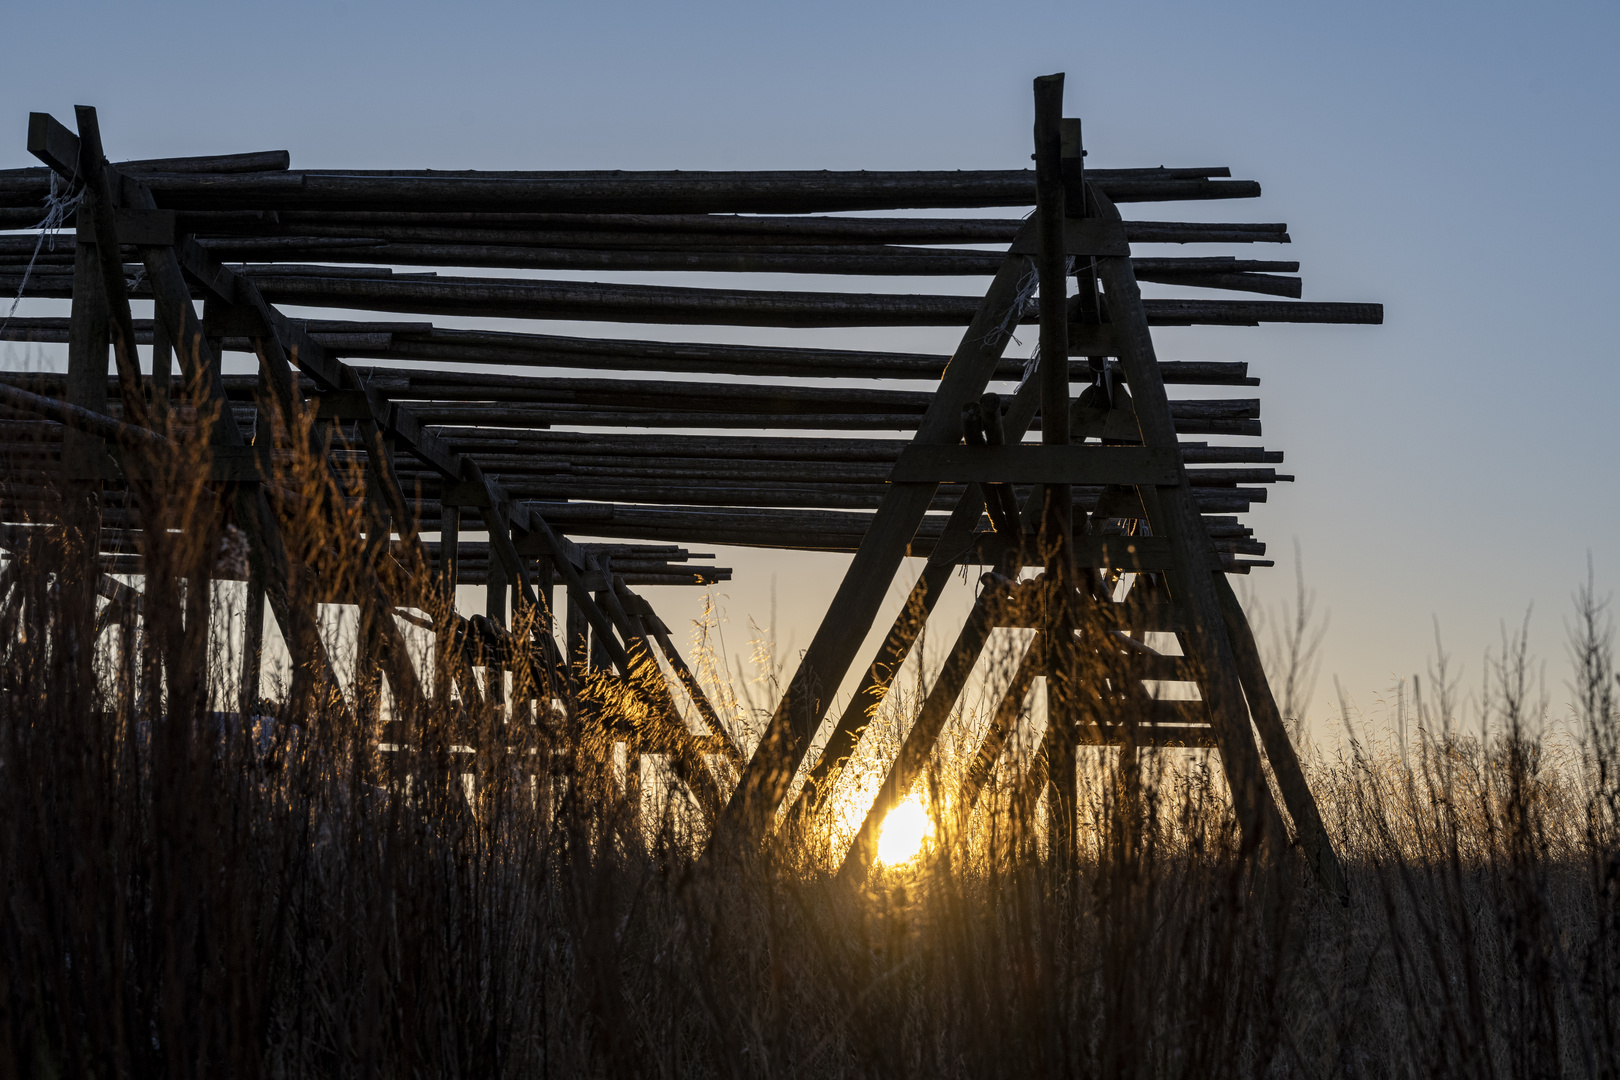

{"left": 1, "top": 405, "right": 1618, "bottom": 1076}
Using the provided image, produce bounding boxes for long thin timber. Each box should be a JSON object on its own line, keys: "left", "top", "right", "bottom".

{"left": 784, "top": 374, "right": 1043, "bottom": 834}
{"left": 956, "top": 635, "right": 1043, "bottom": 818}
{"left": 713, "top": 220, "right": 1038, "bottom": 855}
{"left": 1215, "top": 572, "right": 1348, "bottom": 899}
{"left": 1033, "top": 76, "right": 1079, "bottom": 867}
{"left": 839, "top": 596, "right": 998, "bottom": 876}
{"left": 615, "top": 580, "right": 743, "bottom": 769}
{"left": 596, "top": 574, "right": 722, "bottom": 820}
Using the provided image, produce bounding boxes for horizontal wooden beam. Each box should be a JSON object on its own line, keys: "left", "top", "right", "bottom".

{"left": 34, "top": 168, "right": 1259, "bottom": 215}
{"left": 889, "top": 444, "right": 1181, "bottom": 485}
{"left": 0, "top": 148, "right": 289, "bottom": 180}
{"left": 0, "top": 267, "right": 1379, "bottom": 328}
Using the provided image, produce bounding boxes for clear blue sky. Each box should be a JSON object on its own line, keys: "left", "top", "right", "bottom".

{"left": 4, "top": 0, "right": 1617, "bottom": 731}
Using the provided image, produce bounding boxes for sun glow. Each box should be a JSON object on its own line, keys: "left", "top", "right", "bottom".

{"left": 875, "top": 796, "right": 933, "bottom": 866}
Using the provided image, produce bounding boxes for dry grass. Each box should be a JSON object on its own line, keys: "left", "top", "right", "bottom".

{"left": 1, "top": 416, "right": 1617, "bottom": 1077}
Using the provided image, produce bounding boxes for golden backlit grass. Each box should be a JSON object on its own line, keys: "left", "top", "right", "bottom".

{"left": 0, "top": 414, "right": 1616, "bottom": 1077}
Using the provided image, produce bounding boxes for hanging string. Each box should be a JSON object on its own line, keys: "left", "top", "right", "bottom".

{"left": 985, "top": 256, "right": 1038, "bottom": 351}
{"left": 1017, "top": 336, "right": 1041, "bottom": 391}
{"left": 1012, "top": 255, "right": 1076, "bottom": 391}
{"left": 0, "top": 170, "right": 85, "bottom": 338}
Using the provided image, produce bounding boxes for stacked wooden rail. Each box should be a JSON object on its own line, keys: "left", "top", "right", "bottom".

{"left": 0, "top": 94, "right": 1378, "bottom": 873}
{"left": 0, "top": 154, "right": 1373, "bottom": 564}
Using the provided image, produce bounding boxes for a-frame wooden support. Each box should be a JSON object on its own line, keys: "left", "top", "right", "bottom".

{"left": 715, "top": 75, "right": 1346, "bottom": 900}
{"left": 26, "top": 110, "right": 732, "bottom": 818}
{"left": 32, "top": 108, "right": 357, "bottom": 718}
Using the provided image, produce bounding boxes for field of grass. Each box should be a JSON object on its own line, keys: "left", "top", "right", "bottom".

{"left": 1, "top": 449, "right": 1617, "bottom": 1077}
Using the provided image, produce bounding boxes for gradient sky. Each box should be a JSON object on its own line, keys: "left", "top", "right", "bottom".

{"left": 4, "top": 0, "right": 1617, "bottom": 735}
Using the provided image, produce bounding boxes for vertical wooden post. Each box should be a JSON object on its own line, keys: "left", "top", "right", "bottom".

{"left": 150, "top": 311, "right": 172, "bottom": 428}
{"left": 508, "top": 552, "right": 536, "bottom": 725}
{"left": 534, "top": 555, "right": 555, "bottom": 637}
{"left": 438, "top": 502, "right": 461, "bottom": 703}
{"left": 534, "top": 552, "right": 556, "bottom": 703}
{"left": 61, "top": 224, "right": 109, "bottom": 665}
{"left": 567, "top": 586, "right": 590, "bottom": 675}
{"left": 240, "top": 572, "right": 266, "bottom": 717}
{"left": 623, "top": 742, "right": 644, "bottom": 839}
{"left": 355, "top": 456, "right": 390, "bottom": 730}
{"left": 1033, "top": 73, "right": 1078, "bottom": 868}
{"left": 486, "top": 533, "right": 509, "bottom": 720}
{"left": 237, "top": 384, "right": 271, "bottom": 718}
{"left": 590, "top": 591, "right": 615, "bottom": 672}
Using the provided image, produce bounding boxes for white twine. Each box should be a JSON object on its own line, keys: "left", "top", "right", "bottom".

{"left": 984, "top": 257, "right": 1038, "bottom": 351}
{"left": 1012, "top": 256, "right": 1077, "bottom": 391}
{"left": 1016, "top": 336, "right": 1041, "bottom": 391}
{"left": 0, "top": 170, "right": 85, "bottom": 337}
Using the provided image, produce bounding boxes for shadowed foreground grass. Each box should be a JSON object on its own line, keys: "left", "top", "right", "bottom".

{"left": 2, "top": 519, "right": 1618, "bottom": 1078}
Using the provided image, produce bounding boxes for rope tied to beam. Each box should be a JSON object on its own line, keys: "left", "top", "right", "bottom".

{"left": 984, "top": 256, "right": 1038, "bottom": 351}
{"left": 0, "top": 171, "right": 85, "bottom": 337}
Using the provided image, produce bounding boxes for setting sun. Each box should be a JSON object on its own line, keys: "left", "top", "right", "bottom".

{"left": 875, "top": 797, "right": 934, "bottom": 866}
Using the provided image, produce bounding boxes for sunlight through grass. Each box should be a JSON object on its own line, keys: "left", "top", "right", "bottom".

{"left": 875, "top": 796, "right": 932, "bottom": 866}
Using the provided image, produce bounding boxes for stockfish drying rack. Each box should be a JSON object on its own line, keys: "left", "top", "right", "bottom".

{"left": 0, "top": 75, "right": 1378, "bottom": 885}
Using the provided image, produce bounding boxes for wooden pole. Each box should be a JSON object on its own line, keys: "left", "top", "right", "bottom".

{"left": 238, "top": 386, "right": 272, "bottom": 718}
{"left": 956, "top": 635, "right": 1043, "bottom": 819}
{"left": 180, "top": 238, "right": 1304, "bottom": 293}
{"left": 173, "top": 211, "right": 1291, "bottom": 247}
{"left": 438, "top": 502, "right": 461, "bottom": 701}
{"left": 589, "top": 591, "right": 614, "bottom": 672}
{"left": 1033, "top": 74, "right": 1079, "bottom": 869}
{"left": 567, "top": 588, "right": 590, "bottom": 675}
{"left": 486, "top": 527, "right": 509, "bottom": 720}
{"left": 60, "top": 214, "right": 109, "bottom": 664}
{"left": 240, "top": 570, "right": 266, "bottom": 717}
{"left": 33, "top": 166, "right": 1258, "bottom": 216}
{"left": 1214, "top": 572, "right": 1348, "bottom": 901}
